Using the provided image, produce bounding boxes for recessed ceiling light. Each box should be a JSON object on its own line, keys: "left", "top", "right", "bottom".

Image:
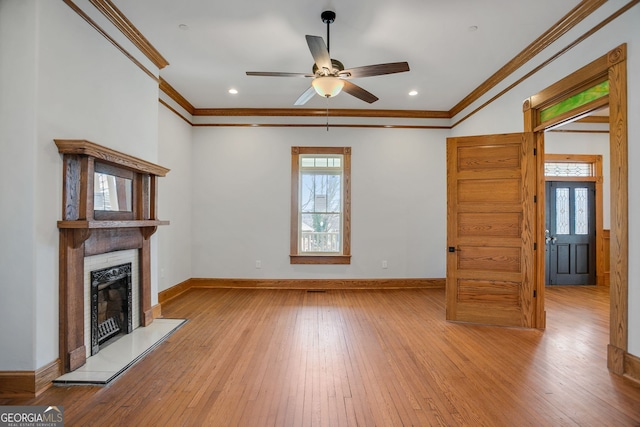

{"left": 409, "top": 90, "right": 418, "bottom": 96}
{"left": 228, "top": 88, "right": 238, "bottom": 94}
{"left": 178, "top": 24, "right": 189, "bottom": 31}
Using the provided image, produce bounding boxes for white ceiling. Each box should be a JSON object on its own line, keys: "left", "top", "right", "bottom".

{"left": 112, "top": 0, "right": 582, "bottom": 111}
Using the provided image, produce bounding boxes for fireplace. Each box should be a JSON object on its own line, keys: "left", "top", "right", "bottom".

{"left": 56, "top": 140, "right": 169, "bottom": 373}
{"left": 90, "top": 263, "right": 133, "bottom": 355}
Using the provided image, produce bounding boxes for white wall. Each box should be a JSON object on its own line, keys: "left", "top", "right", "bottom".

{"left": 0, "top": 0, "right": 161, "bottom": 370}
{"left": 157, "top": 104, "right": 193, "bottom": 291}
{"left": 450, "top": 0, "right": 640, "bottom": 356}
{"left": 191, "top": 126, "right": 447, "bottom": 279}
{"left": 0, "top": 0, "right": 38, "bottom": 371}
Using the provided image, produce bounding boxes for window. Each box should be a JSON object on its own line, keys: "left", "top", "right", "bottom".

{"left": 544, "top": 161, "right": 594, "bottom": 177}
{"left": 290, "top": 147, "right": 351, "bottom": 264}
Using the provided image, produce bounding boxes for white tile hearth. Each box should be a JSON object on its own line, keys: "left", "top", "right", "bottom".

{"left": 54, "top": 318, "right": 186, "bottom": 385}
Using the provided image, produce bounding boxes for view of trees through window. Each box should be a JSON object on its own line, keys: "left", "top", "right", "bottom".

{"left": 290, "top": 147, "right": 350, "bottom": 264}
{"left": 299, "top": 155, "right": 343, "bottom": 253}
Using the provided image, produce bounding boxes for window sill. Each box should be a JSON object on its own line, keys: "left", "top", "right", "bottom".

{"left": 290, "top": 255, "right": 351, "bottom": 265}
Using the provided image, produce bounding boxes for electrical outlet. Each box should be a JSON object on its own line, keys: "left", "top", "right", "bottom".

{"left": 382, "top": 260, "right": 388, "bottom": 269}
{"left": 255, "top": 260, "right": 261, "bottom": 269}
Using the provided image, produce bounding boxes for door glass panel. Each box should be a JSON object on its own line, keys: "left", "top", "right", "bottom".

{"left": 555, "top": 188, "right": 570, "bottom": 235}
{"left": 574, "top": 187, "right": 589, "bottom": 235}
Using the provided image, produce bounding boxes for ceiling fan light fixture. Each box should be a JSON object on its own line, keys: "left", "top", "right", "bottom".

{"left": 312, "top": 76, "right": 344, "bottom": 98}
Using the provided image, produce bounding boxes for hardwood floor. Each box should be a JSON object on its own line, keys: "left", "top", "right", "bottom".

{"left": 3, "top": 286, "right": 640, "bottom": 426}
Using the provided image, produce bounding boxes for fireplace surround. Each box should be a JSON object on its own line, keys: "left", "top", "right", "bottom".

{"left": 56, "top": 140, "right": 169, "bottom": 373}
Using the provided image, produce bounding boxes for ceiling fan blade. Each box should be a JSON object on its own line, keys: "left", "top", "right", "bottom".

{"left": 339, "top": 62, "right": 410, "bottom": 79}
{"left": 305, "top": 35, "right": 332, "bottom": 71}
{"left": 294, "top": 86, "right": 317, "bottom": 106}
{"left": 342, "top": 80, "right": 378, "bottom": 104}
{"left": 246, "top": 71, "right": 313, "bottom": 78}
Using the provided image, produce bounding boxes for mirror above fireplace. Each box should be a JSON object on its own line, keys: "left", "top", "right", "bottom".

{"left": 94, "top": 172, "right": 133, "bottom": 213}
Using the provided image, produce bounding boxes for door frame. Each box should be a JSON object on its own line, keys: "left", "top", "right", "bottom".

{"left": 523, "top": 44, "right": 627, "bottom": 374}
{"left": 544, "top": 154, "right": 605, "bottom": 285}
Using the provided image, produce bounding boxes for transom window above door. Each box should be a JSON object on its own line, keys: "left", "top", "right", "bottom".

{"left": 544, "top": 161, "right": 594, "bottom": 177}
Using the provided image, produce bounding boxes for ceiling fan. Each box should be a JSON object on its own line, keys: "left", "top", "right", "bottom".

{"left": 246, "top": 10, "right": 410, "bottom": 105}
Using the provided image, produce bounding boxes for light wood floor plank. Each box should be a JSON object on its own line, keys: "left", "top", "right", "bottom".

{"left": 2, "top": 286, "right": 640, "bottom": 426}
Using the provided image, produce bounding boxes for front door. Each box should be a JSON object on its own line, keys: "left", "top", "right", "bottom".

{"left": 545, "top": 181, "right": 596, "bottom": 285}
{"left": 446, "top": 133, "right": 537, "bottom": 328}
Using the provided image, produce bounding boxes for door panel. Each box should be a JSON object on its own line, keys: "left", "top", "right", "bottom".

{"left": 447, "top": 133, "right": 536, "bottom": 328}
{"left": 545, "top": 181, "right": 596, "bottom": 285}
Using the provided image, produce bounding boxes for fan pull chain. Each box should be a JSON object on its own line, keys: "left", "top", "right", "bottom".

{"left": 326, "top": 96, "right": 330, "bottom": 131}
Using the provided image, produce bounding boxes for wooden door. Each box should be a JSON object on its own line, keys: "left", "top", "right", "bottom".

{"left": 446, "top": 133, "right": 536, "bottom": 327}
{"left": 545, "top": 181, "right": 596, "bottom": 285}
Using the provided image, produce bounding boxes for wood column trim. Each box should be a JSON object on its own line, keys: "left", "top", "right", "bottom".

{"left": 140, "top": 241, "right": 153, "bottom": 326}
{"left": 602, "top": 229, "right": 611, "bottom": 286}
{"left": 608, "top": 44, "right": 628, "bottom": 354}
{"left": 59, "top": 230, "right": 87, "bottom": 372}
{"left": 608, "top": 344, "right": 626, "bottom": 375}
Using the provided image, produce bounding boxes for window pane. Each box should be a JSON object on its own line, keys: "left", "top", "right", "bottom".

{"left": 300, "top": 155, "right": 342, "bottom": 170}
{"left": 301, "top": 173, "right": 341, "bottom": 213}
{"left": 315, "top": 158, "right": 327, "bottom": 167}
{"left": 544, "top": 162, "right": 593, "bottom": 177}
{"left": 301, "top": 158, "right": 316, "bottom": 167}
{"left": 300, "top": 213, "right": 341, "bottom": 253}
{"left": 575, "top": 188, "right": 589, "bottom": 235}
{"left": 556, "top": 188, "right": 570, "bottom": 235}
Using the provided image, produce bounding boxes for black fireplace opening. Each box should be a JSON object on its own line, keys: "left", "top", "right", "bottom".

{"left": 90, "top": 263, "right": 133, "bottom": 356}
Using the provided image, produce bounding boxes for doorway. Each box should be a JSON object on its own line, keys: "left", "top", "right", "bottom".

{"left": 545, "top": 181, "right": 596, "bottom": 286}
{"left": 524, "top": 44, "right": 628, "bottom": 374}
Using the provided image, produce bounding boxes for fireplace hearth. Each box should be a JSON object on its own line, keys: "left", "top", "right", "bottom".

{"left": 90, "top": 263, "right": 133, "bottom": 355}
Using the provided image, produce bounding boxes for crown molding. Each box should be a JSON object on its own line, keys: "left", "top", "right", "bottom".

{"left": 448, "top": 0, "right": 607, "bottom": 118}
{"left": 159, "top": 99, "right": 192, "bottom": 125}
{"left": 69, "top": 0, "right": 622, "bottom": 126}
{"left": 191, "top": 108, "right": 450, "bottom": 119}
{"left": 159, "top": 78, "right": 195, "bottom": 115}
{"left": 452, "top": 2, "right": 636, "bottom": 128}
{"left": 63, "top": 0, "right": 157, "bottom": 82}
{"left": 157, "top": 100, "right": 451, "bottom": 128}
{"left": 191, "top": 123, "right": 451, "bottom": 129}
{"left": 89, "top": 0, "right": 169, "bottom": 69}
{"left": 161, "top": 0, "right": 612, "bottom": 124}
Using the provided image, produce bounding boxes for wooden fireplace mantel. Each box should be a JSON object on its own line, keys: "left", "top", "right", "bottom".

{"left": 56, "top": 139, "right": 169, "bottom": 373}
{"left": 55, "top": 139, "right": 169, "bottom": 176}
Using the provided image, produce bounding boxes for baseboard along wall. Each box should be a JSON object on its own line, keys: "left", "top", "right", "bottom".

{"left": 158, "top": 277, "right": 446, "bottom": 304}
